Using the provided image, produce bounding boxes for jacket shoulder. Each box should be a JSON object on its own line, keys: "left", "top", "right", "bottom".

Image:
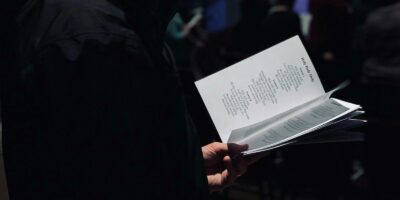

{"left": 17, "top": 0, "right": 146, "bottom": 62}
{"left": 18, "top": 0, "right": 138, "bottom": 51}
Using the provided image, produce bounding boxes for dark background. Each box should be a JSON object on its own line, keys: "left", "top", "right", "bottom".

{"left": 166, "top": 0, "right": 400, "bottom": 199}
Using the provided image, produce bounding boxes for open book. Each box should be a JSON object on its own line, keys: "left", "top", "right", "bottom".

{"left": 195, "top": 36, "right": 365, "bottom": 156}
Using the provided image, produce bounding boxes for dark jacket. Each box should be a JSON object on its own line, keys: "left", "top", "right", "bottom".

{"left": 0, "top": 0, "right": 208, "bottom": 199}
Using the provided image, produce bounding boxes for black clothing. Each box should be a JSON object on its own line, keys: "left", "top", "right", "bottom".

{"left": 1, "top": 0, "right": 208, "bottom": 199}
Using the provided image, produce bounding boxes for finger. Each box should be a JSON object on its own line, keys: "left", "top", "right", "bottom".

{"left": 202, "top": 142, "right": 229, "bottom": 166}
{"left": 207, "top": 168, "right": 233, "bottom": 191}
{"left": 205, "top": 162, "right": 225, "bottom": 175}
{"left": 227, "top": 143, "right": 249, "bottom": 156}
{"left": 221, "top": 168, "right": 232, "bottom": 186}
{"left": 230, "top": 156, "right": 249, "bottom": 177}
{"left": 208, "top": 142, "right": 229, "bottom": 157}
{"left": 224, "top": 156, "right": 244, "bottom": 179}
{"left": 207, "top": 173, "right": 224, "bottom": 191}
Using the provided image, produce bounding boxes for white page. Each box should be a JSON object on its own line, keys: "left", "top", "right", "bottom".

{"left": 242, "top": 99, "right": 361, "bottom": 154}
{"left": 228, "top": 92, "right": 328, "bottom": 143}
{"left": 242, "top": 114, "right": 365, "bottom": 155}
{"left": 228, "top": 81, "right": 353, "bottom": 143}
{"left": 195, "top": 36, "right": 325, "bottom": 142}
{"left": 309, "top": 114, "right": 365, "bottom": 134}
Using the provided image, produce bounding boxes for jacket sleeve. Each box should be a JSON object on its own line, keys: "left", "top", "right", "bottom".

{"left": 27, "top": 34, "right": 192, "bottom": 199}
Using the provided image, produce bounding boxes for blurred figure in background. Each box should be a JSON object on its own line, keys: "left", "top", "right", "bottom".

{"left": 166, "top": 10, "right": 204, "bottom": 74}
{"left": 308, "top": 0, "right": 354, "bottom": 88}
{"left": 271, "top": 1, "right": 356, "bottom": 199}
{"left": 197, "top": 0, "right": 242, "bottom": 76}
{"left": 165, "top": 8, "right": 217, "bottom": 145}
{"left": 293, "top": 0, "right": 313, "bottom": 37}
{"left": 234, "top": 0, "right": 270, "bottom": 56}
{"left": 258, "top": 0, "right": 304, "bottom": 50}
{"left": 361, "top": 1, "right": 400, "bottom": 199}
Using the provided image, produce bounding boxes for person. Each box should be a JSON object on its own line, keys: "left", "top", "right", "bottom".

{"left": 360, "top": 1, "right": 400, "bottom": 199}
{"left": 0, "top": 0, "right": 258, "bottom": 199}
{"left": 307, "top": 0, "right": 354, "bottom": 88}
{"left": 258, "top": 0, "right": 304, "bottom": 51}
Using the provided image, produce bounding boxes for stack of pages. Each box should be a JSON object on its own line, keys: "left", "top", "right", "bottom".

{"left": 195, "top": 36, "right": 365, "bottom": 156}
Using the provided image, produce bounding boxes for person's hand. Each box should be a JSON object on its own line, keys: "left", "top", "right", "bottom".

{"left": 182, "top": 25, "right": 192, "bottom": 36}
{"left": 202, "top": 142, "right": 250, "bottom": 191}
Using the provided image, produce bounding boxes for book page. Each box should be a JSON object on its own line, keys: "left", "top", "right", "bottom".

{"left": 242, "top": 131, "right": 364, "bottom": 156}
{"left": 228, "top": 81, "right": 353, "bottom": 143}
{"left": 242, "top": 98, "right": 361, "bottom": 154}
{"left": 195, "top": 36, "right": 325, "bottom": 142}
{"left": 298, "top": 119, "right": 366, "bottom": 141}
{"left": 228, "top": 93, "right": 327, "bottom": 143}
